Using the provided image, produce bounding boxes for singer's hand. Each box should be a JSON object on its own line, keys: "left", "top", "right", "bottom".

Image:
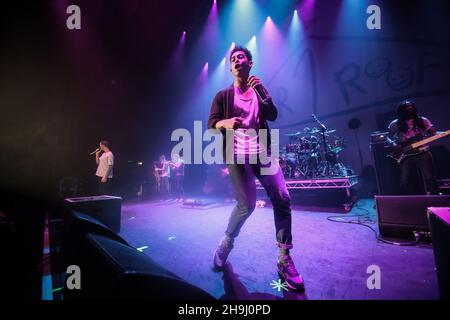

{"left": 248, "top": 75, "right": 262, "bottom": 89}
{"left": 95, "top": 148, "right": 101, "bottom": 155}
{"left": 218, "top": 117, "right": 243, "bottom": 130}
{"left": 101, "top": 177, "right": 107, "bottom": 183}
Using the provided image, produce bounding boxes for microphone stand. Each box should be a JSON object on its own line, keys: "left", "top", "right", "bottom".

{"left": 312, "top": 114, "right": 331, "bottom": 177}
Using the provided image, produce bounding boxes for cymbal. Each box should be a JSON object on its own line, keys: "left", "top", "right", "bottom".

{"left": 309, "top": 128, "right": 336, "bottom": 134}
{"left": 286, "top": 131, "right": 303, "bottom": 137}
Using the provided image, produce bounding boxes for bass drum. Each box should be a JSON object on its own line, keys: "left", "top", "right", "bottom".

{"left": 298, "top": 136, "right": 319, "bottom": 154}
{"left": 279, "top": 153, "right": 298, "bottom": 179}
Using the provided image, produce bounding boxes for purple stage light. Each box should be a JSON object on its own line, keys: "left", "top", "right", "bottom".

{"left": 170, "top": 30, "right": 187, "bottom": 67}
{"left": 262, "top": 13, "right": 281, "bottom": 41}
{"left": 195, "top": 0, "right": 219, "bottom": 56}
{"left": 209, "top": 0, "right": 218, "bottom": 19}
{"left": 199, "top": 62, "right": 209, "bottom": 81}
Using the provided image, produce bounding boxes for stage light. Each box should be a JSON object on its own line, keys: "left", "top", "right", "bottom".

{"left": 290, "top": 8, "right": 300, "bottom": 31}
{"left": 288, "top": 6, "right": 301, "bottom": 47}
{"left": 245, "top": 35, "right": 257, "bottom": 59}
{"left": 224, "top": 42, "right": 236, "bottom": 59}
{"left": 201, "top": 62, "right": 209, "bottom": 78}
{"left": 180, "top": 31, "right": 187, "bottom": 44}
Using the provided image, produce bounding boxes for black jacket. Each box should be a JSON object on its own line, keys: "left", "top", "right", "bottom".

{"left": 207, "top": 85, "right": 278, "bottom": 157}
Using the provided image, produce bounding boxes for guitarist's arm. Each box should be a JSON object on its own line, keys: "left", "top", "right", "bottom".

{"left": 387, "top": 123, "right": 399, "bottom": 148}
{"left": 423, "top": 117, "right": 437, "bottom": 136}
{"left": 426, "top": 126, "right": 437, "bottom": 136}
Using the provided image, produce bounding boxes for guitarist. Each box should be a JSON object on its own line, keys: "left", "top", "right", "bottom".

{"left": 154, "top": 155, "right": 171, "bottom": 199}
{"left": 388, "top": 100, "right": 439, "bottom": 195}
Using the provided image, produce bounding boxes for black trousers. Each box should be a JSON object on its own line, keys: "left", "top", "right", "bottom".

{"left": 98, "top": 177, "right": 113, "bottom": 195}
{"left": 225, "top": 161, "right": 293, "bottom": 250}
{"left": 171, "top": 174, "right": 184, "bottom": 198}
{"left": 400, "top": 151, "right": 439, "bottom": 195}
{"left": 160, "top": 176, "right": 170, "bottom": 199}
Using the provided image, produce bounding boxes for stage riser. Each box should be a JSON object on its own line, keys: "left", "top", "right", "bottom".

{"left": 257, "top": 188, "right": 357, "bottom": 212}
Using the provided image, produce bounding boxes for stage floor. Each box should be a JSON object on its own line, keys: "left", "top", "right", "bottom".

{"left": 119, "top": 198, "right": 439, "bottom": 300}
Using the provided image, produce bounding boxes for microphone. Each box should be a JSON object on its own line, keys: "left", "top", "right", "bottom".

{"left": 89, "top": 148, "right": 100, "bottom": 156}
{"left": 253, "top": 84, "right": 271, "bottom": 103}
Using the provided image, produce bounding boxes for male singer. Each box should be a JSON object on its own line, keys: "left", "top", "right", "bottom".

{"left": 95, "top": 140, "right": 114, "bottom": 195}
{"left": 207, "top": 46, "right": 304, "bottom": 290}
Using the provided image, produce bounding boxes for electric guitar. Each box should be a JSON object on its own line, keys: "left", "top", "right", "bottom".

{"left": 388, "top": 130, "right": 450, "bottom": 164}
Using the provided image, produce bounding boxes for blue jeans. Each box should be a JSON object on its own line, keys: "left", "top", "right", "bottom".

{"left": 225, "top": 160, "right": 293, "bottom": 250}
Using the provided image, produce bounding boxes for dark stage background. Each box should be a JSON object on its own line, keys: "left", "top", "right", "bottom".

{"left": 1, "top": 0, "right": 450, "bottom": 299}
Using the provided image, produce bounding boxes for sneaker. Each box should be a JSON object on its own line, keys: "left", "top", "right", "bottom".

{"left": 213, "top": 237, "right": 233, "bottom": 269}
{"left": 277, "top": 255, "right": 305, "bottom": 291}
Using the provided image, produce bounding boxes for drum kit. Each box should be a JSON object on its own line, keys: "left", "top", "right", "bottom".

{"left": 279, "top": 115, "right": 353, "bottom": 179}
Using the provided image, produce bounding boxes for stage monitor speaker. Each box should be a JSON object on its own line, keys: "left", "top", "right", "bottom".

{"left": 74, "top": 233, "right": 215, "bottom": 300}
{"left": 375, "top": 195, "right": 450, "bottom": 239}
{"left": 61, "top": 211, "right": 130, "bottom": 300}
{"left": 428, "top": 207, "right": 450, "bottom": 300}
{"left": 65, "top": 195, "right": 121, "bottom": 232}
{"left": 62, "top": 211, "right": 128, "bottom": 254}
{"left": 370, "top": 138, "right": 402, "bottom": 195}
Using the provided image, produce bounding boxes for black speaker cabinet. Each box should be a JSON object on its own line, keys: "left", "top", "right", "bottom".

{"left": 375, "top": 195, "right": 450, "bottom": 239}
{"left": 61, "top": 212, "right": 130, "bottom": 300}
{"left": 428, "top": 207, "right": 450, "bottom": 300}
{"left": 65, "top": 195, "right": 121, "bottom": 232}
{"left": 62, "top": 211, "right": 129, "bottom": 267}
{"left": 370, "top": 141, "right": 402, "bottom": 195}
{"left": 78, "top": 233, "right": 215, "bottom": 300}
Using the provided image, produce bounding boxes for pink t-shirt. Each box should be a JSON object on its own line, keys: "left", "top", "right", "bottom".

{"left": 233, "top": 86, "right": 264, "bottom": 155}
{"left": 388, "top": 117, "right": 433, "bottom": 142}
{"left": 388, "top": 117, "right": 433, "bottom": 151}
